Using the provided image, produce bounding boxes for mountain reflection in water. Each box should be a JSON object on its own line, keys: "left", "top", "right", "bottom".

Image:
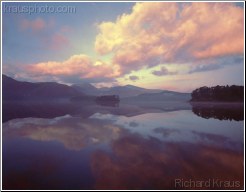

{"left": 2, "top": 101, "right": 244, "bottom": 190}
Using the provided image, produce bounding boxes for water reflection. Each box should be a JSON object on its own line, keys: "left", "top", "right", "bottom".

{"left": 96, "top": 100, "right": 119, "bottom": 107}
{"left": 3, "top": 115, "right": 121, "bottom": 151}
{"left": 2, "top": 101, "right": 191, "bottom": 123}
{"left": 154, "top": 127, "right": 180, "bottom": 137}
{"left": 2, "top": 104, "right": 244, "bottom": 190}
{"left": 191, "top": 102, "right": 244, "bottom": 121}
{"left": 91, "top": 135, "right": 243, "bottom": 190}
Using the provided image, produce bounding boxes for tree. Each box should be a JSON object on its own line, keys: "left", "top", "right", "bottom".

{"left": 191, "top": 85, "right": 244, "bottom": 102}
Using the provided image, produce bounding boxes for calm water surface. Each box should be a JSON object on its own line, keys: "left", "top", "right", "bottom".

{"left": 2, "top": 102, "right": 244, "bottom": 190}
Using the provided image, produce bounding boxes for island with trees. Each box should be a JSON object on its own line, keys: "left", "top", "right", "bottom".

{"left": 95, "top": 95, "right": 120, "bottom": 107}
{"left": 190, "top": 85, "right": 244, "bottom": 102}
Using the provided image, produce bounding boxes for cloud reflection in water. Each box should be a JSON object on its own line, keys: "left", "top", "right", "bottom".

{"left": 3, "top": 109, "right": 244, "bottom": 190}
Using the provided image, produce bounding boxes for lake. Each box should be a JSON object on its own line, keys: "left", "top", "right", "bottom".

{"left": 2, "top": 101, "right": 244, "bottom": 190}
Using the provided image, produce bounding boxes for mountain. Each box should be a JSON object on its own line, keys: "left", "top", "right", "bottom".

{"left": 72, "top": 83, "right": 163, "bottom": 98}
{"left": 72, "top": 83, "right": 99, "bottom": 95}
{"left": 3, "top": 74, "right": 190, "bottom": 102}
{"left": 103, "top": 85, "right": 163, "bottom": 98}
{"left": 3, "top": 75, "right": 81, "bottom": 100}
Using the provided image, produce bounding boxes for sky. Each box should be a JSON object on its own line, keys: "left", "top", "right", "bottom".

{"left": 2, "top": 2, "right": 245, "bottom": 92}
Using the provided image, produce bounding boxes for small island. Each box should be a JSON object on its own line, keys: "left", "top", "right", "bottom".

{"left": 190, "top": 85, "right": 244, "bottom": 102}
{"left": 96, "top": 95, "right": 120, "bottom": 102}
{"left": 95, "top": 95, "right": 120, "bottom": 107}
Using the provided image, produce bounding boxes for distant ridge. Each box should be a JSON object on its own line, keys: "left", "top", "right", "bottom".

{"left": 2, "top": 74, "right": 190, "bottom": 102}
{"left": 122, "top": 90, "right": 191, "bottom": 102}
{"left": 2, "top": 75, "right": 81, "bottom": 100}
{"left": 72, "top": 83, "right": 163, "bottom": 98}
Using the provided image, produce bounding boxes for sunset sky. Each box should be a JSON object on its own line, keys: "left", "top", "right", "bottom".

{"left": 2, "top": 2, "right": 244, "bottom": 92}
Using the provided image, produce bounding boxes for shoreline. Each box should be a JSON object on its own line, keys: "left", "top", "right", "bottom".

{"left": 189, "top": 101, "right": 244, "bottom": 108}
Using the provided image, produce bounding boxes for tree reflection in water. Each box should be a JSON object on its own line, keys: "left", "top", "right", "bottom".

{"left": 191, "top": 103, "right": 244, "bottom": 121}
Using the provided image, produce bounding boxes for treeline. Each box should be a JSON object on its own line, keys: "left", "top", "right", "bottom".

{"left": 191, "top": 85, "right": 244, "bottom": 102}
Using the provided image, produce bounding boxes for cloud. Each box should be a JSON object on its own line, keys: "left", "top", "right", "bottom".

{"left": 188, "top": 64, "right": 222, "bottom": 74}
{"left": 48, "top": 25, "right": 73, "bottom": 51}
{"left": 152, "top": 66, "right": 177, "bottom": 76}
{"left": 20, "top": 17, "right": 46, "bottom": 32}
{"left": 52, "top": 33, "right": 70, "bottom": 50}
{"left": 95, "top": 2, "right": 244, "bottom": 75}
{"left": 26, "top": 54, "right": 121, "bottom": 83}
{"left": 188, "top": 55, "right": 244, "bottom": 74}
{"left": 129, "top": 75, "right": 139, "bottom": 81}
{"left": 19, "top": 17, "right": 69, "bottom": 51}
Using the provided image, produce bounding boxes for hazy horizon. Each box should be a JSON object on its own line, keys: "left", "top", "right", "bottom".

{"left": 2, "top": 2, "right": 244, "bottom": 92}
{"left": 2, "top": 73, "right": 244, "bottom": 94}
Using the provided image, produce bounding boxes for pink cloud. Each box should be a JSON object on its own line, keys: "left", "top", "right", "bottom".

{"left": 95, "top": 2, "right": 244, "bottom": 75}
{"left": 48, "top": 25, "right": 74, "bottom": 50}
{"left": 177, "top": 2, "right": 244, "bottom": 59}
{"left": 50, "top": 33, "right": 69, "bottom": 50}
{"left": 20, "top": 17, "right": 72, "bottom": 51}
{"left": 20, "top": 18, "right": 46, "bottom": 32}
{"left": 28, "top": 54, "right": 120, "bottom": 80}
